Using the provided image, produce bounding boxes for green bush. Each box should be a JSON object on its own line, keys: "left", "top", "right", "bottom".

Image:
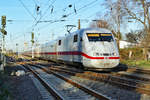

{"left": 120, "top": 47, "right": 150, "bottom": 69}
{"left": 120, "top": 47, "right": 143, "bottom": 61}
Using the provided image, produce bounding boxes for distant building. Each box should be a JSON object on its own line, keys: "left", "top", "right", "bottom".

{"left": 119, "top": 40, "right": 136, "bottom": 49}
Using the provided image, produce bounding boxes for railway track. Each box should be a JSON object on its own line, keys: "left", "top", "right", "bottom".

{"left": 126, "top": 68, "right": 150, "bottom": 75}
{"left": 36, "top": 62, "right": 150, "bottom": 83}
{"left": 23, "top": 64, "right": 111, "bottom": 100}
{"left": 111, "top": 72, "right": 150, "bottom": 83}
{"left": 23, "top": 65, "right": 64, "bottom": 100}
{"left": 34, "top": 64, "right": 150, "bottom": 95}
{"left": 20, "top": 58, "right": 150, "bottom": 95}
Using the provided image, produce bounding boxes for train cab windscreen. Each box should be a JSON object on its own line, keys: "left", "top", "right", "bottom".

{"left": 87, "top": 33, "right": 114, "bottom": 42}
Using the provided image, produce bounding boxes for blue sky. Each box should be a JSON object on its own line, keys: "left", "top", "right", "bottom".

{"left": 0, "top": 0, "right": 107, "bottom": 52}
{"left": 0, "top": 0, "right": 141, "bottom": 52}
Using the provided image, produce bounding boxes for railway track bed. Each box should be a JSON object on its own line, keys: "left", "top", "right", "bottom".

{"left": 25, "top": 63, "right": 150, "bottom": 100}
{"left": 24, "top": 64, "right": 110, "bottom": 100}
{"left": 49, "top": 66, "right": 150, "bottom": 93}
{"left": 12, "top": 57, "right": 150, "bottom": 100}
{"left": 126, "top": 68, "right": 150, "bottom": 75}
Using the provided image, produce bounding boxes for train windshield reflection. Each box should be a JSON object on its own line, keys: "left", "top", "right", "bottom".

{"left": 87, "top": 33, "right": 114, "bottom": 42}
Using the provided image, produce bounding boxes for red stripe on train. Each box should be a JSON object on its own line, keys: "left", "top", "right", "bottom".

{"left": 81, "top": 52, "right": 105, "bottom": 59}
{"left": 36, "top": 51, "right": 120, "bottom": 60}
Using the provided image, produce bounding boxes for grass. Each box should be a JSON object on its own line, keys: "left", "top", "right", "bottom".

{"left": 121, "top": 60, "right": 150, "bottom": 69}
{"left": 119, "top": 47, "right": 150, "bottom": 69}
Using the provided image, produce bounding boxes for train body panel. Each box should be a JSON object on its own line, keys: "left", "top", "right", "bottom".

{"left": 24, "top": 28, "right": 120, "bottom": 69}
{"left": 34, "top": 44, "right": 41, "bottom": 58}
{"left": 55, "top": 30, "right": 83, "bottom": 64}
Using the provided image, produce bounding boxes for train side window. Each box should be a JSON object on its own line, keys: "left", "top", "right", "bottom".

{"left": 80, "top": 37, "right": 82, "bottom": 41}
{"left": 58, "top": 40, "right": 61, "bottom": 45}
{"left": 73, "top": 34, "right": 78, "bottom": 42}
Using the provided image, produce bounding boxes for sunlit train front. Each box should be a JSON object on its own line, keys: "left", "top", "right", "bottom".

{"left": 26, "top": 28, "right": 120, "bottom": 70}
{"left": 81, "top": 28, "right": 120, "bottom": 69}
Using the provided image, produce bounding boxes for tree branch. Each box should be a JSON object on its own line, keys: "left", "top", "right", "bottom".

{"left": 125, "top": 6, "right": 145, "bottom": 25}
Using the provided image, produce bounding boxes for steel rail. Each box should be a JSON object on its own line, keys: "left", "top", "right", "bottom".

{"left": 23, "top": 65, "right": 64, "bottom": 100}
{"left": 127, "top": 68, "right": 150, "bottom": 75}
{"left": 48, "top": 66, "right": 150, "bottom": 95}
{"left": 111, "top": 72, "right": 150, "bottom": 83}
{"left": 31, "top": 64, "right": 111, "bottom": 100}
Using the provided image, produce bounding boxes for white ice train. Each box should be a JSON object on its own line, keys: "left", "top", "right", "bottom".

{"left": 25, "top": 28, "right": 120, "bottom": 70}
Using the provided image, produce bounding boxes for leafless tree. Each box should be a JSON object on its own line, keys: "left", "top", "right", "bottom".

{"left": 89, "top": 19, "right": 118, "bottom": 38}
{"left": 123, "top": 0, "right": 150, "bottom": 60}
{"left": 102, "top": 0, "right": 127, "bottom": 48}
{"left": 89, "top": 20, "right": 109, "bottom": 29}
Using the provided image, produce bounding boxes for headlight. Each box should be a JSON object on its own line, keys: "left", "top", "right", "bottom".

{"left": 94, "top": 53, "right": 99, "bottom": 56}
{"left": 112, "top": 52, "right": 117, "bottom": 56}
{"left": 93, "top": 52, "right": 101, "bottom": 56}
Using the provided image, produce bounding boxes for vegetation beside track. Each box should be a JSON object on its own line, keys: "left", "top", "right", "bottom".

{"left": 120, "top": 48, "right": 150, "bottom": 69}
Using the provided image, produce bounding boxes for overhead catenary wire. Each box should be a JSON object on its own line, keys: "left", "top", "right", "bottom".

{"left": 5, "top": 19, "right": 34, "bottom": 22}
{"left": 63, "top": 0, "right": 98, "bottom": 18}
{"left": 11, "top": 0, "right": 99, "bottom": 40}
{"left": 34, "top": 0, "right": 99, "bottom": 32}
{"left": 11, "top": 0, "right": 100, "bottom": 47}
{"left": 17, "top": 0, "right": 53, "bottom": 43}
{"left": 32, "top": 0, "right": 57, "bottom": 29}
{"left": 18, "top": 0, "right": 37, "bottom": 21}
{"left": 31, "top": 0, "right": 41, "bottom": 30}
{"left": 27, "top": 0, "right": 98, "bottom": 32}
{"left": 40, "top": 0, "right": 97, "bottom": 26}
{"left": 66, "top": 1, "right": 103, "bottom": 22}
{"left": 32, "top": 0, "right": 38, "bottom": 5}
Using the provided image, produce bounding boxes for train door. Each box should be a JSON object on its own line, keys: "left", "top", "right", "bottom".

{"left": 54, "top": 42, "right": 57, "bottom": 61}
{"left": 78, "top": 35, "right": 83, "bottom": 62}
{"left": 68, "top": 36, "right": 72, "bottom": 62}
{"left": 72, "top": 34, "right": 78, "bottom": 62}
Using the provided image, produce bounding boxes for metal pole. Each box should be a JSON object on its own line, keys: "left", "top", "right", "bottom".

{"left": 0, "top": 35, "right": 5, "bottom": 71}
{"left": 78, "top": 19, "right": 80, "bottom": 29}
{"left": 31, "top": 32, "right": 34, "bottom": 59}
{"left": 0, "top": 15, "right": 6, "bottom": 71}
{"left": 16, "top": 43, "right": 18, "bottom": 57}
{"left": 32, "top": 42, "right": 34, "bottom": 58}
{"left": 3, "top": 35, "right": 6, "bottom": 66}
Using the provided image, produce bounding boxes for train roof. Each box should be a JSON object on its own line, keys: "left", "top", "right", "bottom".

{"left": 65, "top": 28, "right": 111, "bottom": 37}
{"left": 41, "top": 40, "right": 57, "bottom": 47}
{"left": 41, "top": 28, "right": 112, "bottom": 46}
{"left": 54, "top": 28, "right": 111, "bottom": 41}
{"left": 78, "top": 28, "right": 111, "bottom": 33}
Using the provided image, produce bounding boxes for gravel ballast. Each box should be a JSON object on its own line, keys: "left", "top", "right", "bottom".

{"left": 4, "top": 65, "right": 43, "bottom": 100}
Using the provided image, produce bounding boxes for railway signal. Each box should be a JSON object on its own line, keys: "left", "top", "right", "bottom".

{"left": 0, "top": 28, "right": 7, "bottom": 35}
{"left": 1, "top": 16, "right": 7, "bottom": 35}
{"left": 1, "top": 16, "right": 6, "bottom": 26}
{"left": 31, "top": 32, "right": 34, "bottom": 40}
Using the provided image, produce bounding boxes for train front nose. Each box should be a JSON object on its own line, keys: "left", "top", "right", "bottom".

{"left": 90, "top": 47, "right": 119, "bottom": 67}
{"left": 83, "top": 32, "right": 120, "bottom": 69}
{"left": 87, "top": 42, "right": 119, "bottom": 68}
{"left": 83, "top": 45, "right": 120, "bottom": 68}
{"left": 91, "top": 58, "right": 120, "bottom": 68}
